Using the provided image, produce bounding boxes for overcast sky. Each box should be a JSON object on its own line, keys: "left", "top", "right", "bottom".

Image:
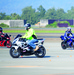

{"left": 0, "top": 0, "right": 74, "bottom": 15}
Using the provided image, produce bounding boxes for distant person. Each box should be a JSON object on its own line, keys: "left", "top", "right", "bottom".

{"left": 0, "top": 27, "right": 5, "bottom": 41}
{"left": 64, "top": 27, "right": 73, "bottom": 43}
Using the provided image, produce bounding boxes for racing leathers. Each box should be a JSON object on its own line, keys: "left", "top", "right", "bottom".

{"left": 0, "top": 32, "right": 5, "bottom": 41}
{"left": 64, "top": 30, "right": 73, "bottom": 43}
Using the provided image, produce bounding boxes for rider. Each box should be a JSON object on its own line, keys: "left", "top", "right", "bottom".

{"left": 64, "top": 27, "right": 73, "bottom": 43}
{"left": 0, "top": 27, "right": 5, "bottom": 41}
{"left": 21, "top": 23, "right": 39, "bottom": 52}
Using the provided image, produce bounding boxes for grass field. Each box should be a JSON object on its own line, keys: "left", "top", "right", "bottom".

{"left": 3, "top": 29, "right": 66, "bottom": 33}
{"left": 3, "top": 30, "right": 65, "bottom": 33}
{"left": 3, "top": 28, "right": 74, "bottom": 33}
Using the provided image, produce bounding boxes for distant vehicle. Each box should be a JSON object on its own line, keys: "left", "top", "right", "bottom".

{"left": 0, "top": 33, "right": 12, "bottom": 48}
{"left": 60, "top": 34, "right": 74, "bottom": 49}
{"left": 10, "top": 34, "right": 46, "bottom": 58}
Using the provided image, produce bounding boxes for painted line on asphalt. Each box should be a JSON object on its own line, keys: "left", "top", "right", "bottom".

{"left": 4, "top": 66, "right": 74, "bottom": 70}
{"left": 4, "top": 65, "right": 43, "bottom": 68}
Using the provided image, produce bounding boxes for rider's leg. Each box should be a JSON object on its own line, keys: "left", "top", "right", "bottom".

{"left": 34, "top": 46, "right": 39, "bottom": 51}
{"left": 64, "top": 38, "right": 68, "bottom": 43}
{"left": 28, "top": 39, "right": 39, "bottom": 51}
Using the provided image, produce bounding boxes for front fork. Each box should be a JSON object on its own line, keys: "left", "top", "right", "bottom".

{"left": 73, "top": 42, "right": 74, "bottom": 47}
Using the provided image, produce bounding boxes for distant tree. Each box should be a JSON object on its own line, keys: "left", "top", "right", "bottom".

{"left": 2, "top": 5, "right": 74, "bottom": 25}
{"left": 0, "top": 12, "right": 6, "bottom": 20}
{"left": 34, "top": 11, "right": 40, "bottom": 23}
{"left": 44, "top": 8, "right": 56, "bottom": 19}
{"left": 21, "top": 6, "right": 36, "bottom": 24}
{"left": 4, "top": 15, "right": 11, "bottom": 20}
{"left": 37, "top": 5, "right": 46, "bottom": 19}
{"left": 44, "top": 8, "right": 66, "bottom": 20}
{"left": 56, "top": 8, "right": 65, "bottom": 19}
{"left": 10, "top": 13, "right": 21, "bottom": 20}
{"left": 21, "top": 5, "right": 46, "bottom": 24}
{"left": 67, "top": 6, "right": 74, "bottom": 19}
{"left": 0, "top": 12, "right": 21, "bottom": 20}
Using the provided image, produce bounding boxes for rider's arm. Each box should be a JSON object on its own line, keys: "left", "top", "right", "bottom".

{"left": 1, "top": 32, "right": 4, "bottom": 37}
{"left": 21, "top": 31, "right": 27, "bottom": 38}
{"left": 64, "top": 31, "right": 67, "bottom": 37}
{"left": 71, "top": 31, "right": 73, "bottom": 35}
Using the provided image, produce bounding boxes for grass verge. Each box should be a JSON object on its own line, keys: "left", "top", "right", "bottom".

{"left": 3, "top": 30, "right": 67, "bottom": 33}
{"left": 3, "top": 28, "right": 74, "bottom": 33}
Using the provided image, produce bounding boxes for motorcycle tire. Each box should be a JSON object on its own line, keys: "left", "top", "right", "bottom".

{"left": 6, "top": 41, "right": 12, "bottom": 48}
{"left": 10, "top": 47, "right": 20, "bottom": 58}
{"left": 61, "top": 41, "right": 67, "bottom": 49}
{"left": 35, "top": 46, "right": 46, "bottom": 58}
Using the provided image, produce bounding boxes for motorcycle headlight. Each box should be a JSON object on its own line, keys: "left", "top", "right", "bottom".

{"left": 13, "top": 40, "right": 17, "bottom": 44}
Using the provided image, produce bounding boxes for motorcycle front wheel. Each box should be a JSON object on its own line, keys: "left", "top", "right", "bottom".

{"left": 10, "top": 47, "right": 20, "bottom": 58}
{"left": 61, "top": 41, "right": 67, "bottom": 49}
{"left": 6, "top": 41, "right": 12, "bottom": 48}
{"left": 35, "top": 46, "right": 46, "bottom": 58}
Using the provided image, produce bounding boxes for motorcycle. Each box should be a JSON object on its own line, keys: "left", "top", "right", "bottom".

{"left": 0, "top": 33, "right": 12, "bottom": 48}
{"left": 60, "top": 34, "right": 74, "bottom": 49}
{"left": 10, "top": 34, "right": 46, "bottom": 58}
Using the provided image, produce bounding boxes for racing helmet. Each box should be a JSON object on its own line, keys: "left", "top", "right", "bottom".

{"left": 67, "top": 27, "right": 71, "bottom": 31}
{"left": 24, "top": 23, "right": 31, "bottom": 30}
{"left": 0, "top": 27, "right": 3, "bottom": 32}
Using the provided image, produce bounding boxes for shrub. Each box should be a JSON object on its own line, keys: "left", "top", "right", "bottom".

{"left": 46, "top": 21, "right": 57, "bottom": 28}
{"left": 46, "top": 21, "right": 70, "bottom": 28}
{"left": 70, "top": 25, "right": 74, "bottom": 27}
{"left": 0, "top": 23, "right": 9, "bottom": 28}
{"left": 58, "top": 21, "right": 70, "bottom": 26}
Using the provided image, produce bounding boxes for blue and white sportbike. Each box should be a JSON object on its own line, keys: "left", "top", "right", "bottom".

{"left": 60, "top": 34, "right": 74, "bottom": 49}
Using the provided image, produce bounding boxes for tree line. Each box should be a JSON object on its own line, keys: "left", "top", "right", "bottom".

{"left": 0, "top": 5, "right": 74, "bottom": 25}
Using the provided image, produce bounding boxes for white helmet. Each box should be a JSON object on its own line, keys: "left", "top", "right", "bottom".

{"left": 67, "top": 27, "right": 71, "bottom": 31}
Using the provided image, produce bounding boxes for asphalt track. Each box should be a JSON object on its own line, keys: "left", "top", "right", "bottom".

{"left": 1, "top": 34, "right": 74, "bottom": 75}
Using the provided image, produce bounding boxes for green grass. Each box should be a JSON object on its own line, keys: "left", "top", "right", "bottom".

{"left": 35, "top": 30, "right": 65, "bottom": 33}
{"left": 3, "top": 29, "right": 74, "bottom": 33}
{"left": 36, "top": 30, "right": 74, "bottom": 33}
{"left": 3, "top": 30, "right": 66, "bottom": 33}
{"left": 4, "top": 30, "right": 26, "bottom": 33}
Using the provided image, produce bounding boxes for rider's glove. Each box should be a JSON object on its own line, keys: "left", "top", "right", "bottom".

{"left": 19, "top": 38, "right": 26, "bottom": 42}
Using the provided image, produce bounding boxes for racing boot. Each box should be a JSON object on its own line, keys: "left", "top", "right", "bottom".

{"left": 34, "top": 46, "right": 39, "bottom": 51}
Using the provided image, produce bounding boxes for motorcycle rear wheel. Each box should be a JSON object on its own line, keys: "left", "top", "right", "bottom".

{"left": 35, "top": 46, "right": 46, "bottom": 58}
{"left": 10, "top": 47, "right": 20, "bottom": 58}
